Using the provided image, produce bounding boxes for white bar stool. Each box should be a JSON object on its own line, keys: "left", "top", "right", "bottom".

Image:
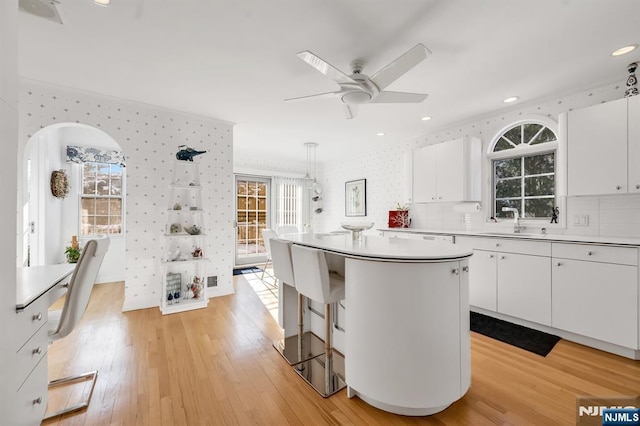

{"left": 291, "top": 244, "right": 347, "bottom": 397}
{"left": 270, "top": 239, "right": 324, "bottom": 365}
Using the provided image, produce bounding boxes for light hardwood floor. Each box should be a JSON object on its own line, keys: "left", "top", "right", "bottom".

{"left": 43, "top": 276, "right": 640, "bottom": 425}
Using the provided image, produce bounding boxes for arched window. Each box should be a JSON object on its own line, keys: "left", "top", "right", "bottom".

{"left": 489, "top": 121, "right": 558, "bottom": 219}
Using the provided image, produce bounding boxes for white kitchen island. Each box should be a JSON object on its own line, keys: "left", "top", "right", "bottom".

{"left": 282, "top": 233, "right": 473, "bottom": 416}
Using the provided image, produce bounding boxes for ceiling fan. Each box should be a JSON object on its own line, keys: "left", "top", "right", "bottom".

{"left": 286, "top": 43, "right": 431, "bottom": 119}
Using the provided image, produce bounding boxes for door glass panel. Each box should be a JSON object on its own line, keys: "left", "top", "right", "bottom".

{"left": 235, "top": 176, "right": 270, "bottom": 266}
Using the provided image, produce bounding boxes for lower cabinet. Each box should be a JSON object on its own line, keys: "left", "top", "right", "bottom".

{"left": 497, "top": 252, "right": 551, "bottom": 326}
{"left": 552, "top": 258, "right": 638, "bottom": 348}
{"left": 468, "top": 250, "right": 497, "bottom": 311}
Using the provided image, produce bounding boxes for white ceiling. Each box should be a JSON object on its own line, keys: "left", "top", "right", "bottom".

{"left": 18, "top": 0, "right": 640, "bottom": 165}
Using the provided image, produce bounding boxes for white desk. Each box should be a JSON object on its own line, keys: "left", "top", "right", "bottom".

{"left": 282, "top": 234, "right": 473, "bottom": 416}
{"left": 15, "top": 264, "right": 75, "bottom": 424}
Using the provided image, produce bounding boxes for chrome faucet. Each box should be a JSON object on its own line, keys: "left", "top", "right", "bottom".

{"left": 502, "top": 207, "right": 523, "bottom": 233}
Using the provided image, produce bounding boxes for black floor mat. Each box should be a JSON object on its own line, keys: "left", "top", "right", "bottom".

{"left": 232, "top": 267, "right": 263, "bottom": 276}
{"left": 470, "top": 311, "right": 561, "bottom": 356}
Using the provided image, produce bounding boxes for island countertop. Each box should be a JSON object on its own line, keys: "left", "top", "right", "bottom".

{"left": 282, "top": 232, "right": 472, "bottom": 262}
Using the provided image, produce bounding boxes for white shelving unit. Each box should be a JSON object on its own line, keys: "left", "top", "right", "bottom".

{"left": 160, "top": 160, "right": 208, "bottom": 315}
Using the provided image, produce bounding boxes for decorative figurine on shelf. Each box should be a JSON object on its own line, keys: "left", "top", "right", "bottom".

{"left": 167, "top": 291, "right": 174, "bottom": 305}
{"left": 191, "top": 276, "right": 203, "bottom": 299}
{"left": 170, "top": 246, "right": 182, "bottom": 262}
{"left": 176, "top": 145, "right": 207, "bottom": 161}
{"left": 173, "top": 291, "right": 180, "bottom": 303}
{"left": 173, "top": 203, "right": 182, "bottom": 210}
{"left": 192, "top": 247, "right": 203, "bottom": 258}
{"left": 625, "top": 62, "right": 638, "bottom": 98}
{"left": 170, "top": 223, "right": 183, "bottom": 234}
{"left": 185, "top": 224, "right": 201, "bottom": 235}
{"left": 550, "top": 206, "right": 559, "bottom": 224}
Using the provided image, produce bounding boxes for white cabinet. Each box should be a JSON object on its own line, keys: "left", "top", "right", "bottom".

{"left": 552, "top": 243, "right": 638, "bottom": 348}
{"left": 567, "top": 97, "right": 639, "bottom": 195}
{"left": 457, "top": 236, "right": 551, "bottom": 325}
{"left": 468, "top": 249, "right": 497, "bottom": 311}
{"left": 412, "top": 137, "right": 481, "bottom": 203}
{"left": 15, "top": 297, "right": 49, "bottom": 424}
{"left": 160, "top": 160, "right": 209, "bottom": 315}
{"left": 497, "top": 252, "right": 551, "bottom": 326}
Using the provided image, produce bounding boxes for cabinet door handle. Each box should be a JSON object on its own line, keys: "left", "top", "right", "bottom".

{"left": 488, "top": 254, "right": 494, "bottom": 258}
{"left": 33, "top": 397, "right": 42, "bottom": 405}
{"left": 616, "top": 185, "right": 622, "bottom": 190}
{"left": 495, "top": 243, "right": 500, "bottom": 247}
{"left": 32, "top": 347, "right": 42, "bottom": 355}
{"left": 499, "top": 255, "right": 505, "bottom": 260}
{"left": 636, "top": 184, "right": 640, "bottom": 190}
{"left": 556, "top": 262, "right": 561, "bottom": 267}
{"left": 452, "top": 268, "right": 460, "bottom": 275}
{"left": 462, "top": 266, "right": 469, "bottom": 272}
{"left": 587, "top": 251, "right": 593, "bottom": 256}
{"left": 32, "top": 312, "right": 43, "bottom": 322}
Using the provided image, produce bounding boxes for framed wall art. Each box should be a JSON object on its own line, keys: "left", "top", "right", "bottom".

{"left": 345, "top": 179, "right": 366, "bottom": 217}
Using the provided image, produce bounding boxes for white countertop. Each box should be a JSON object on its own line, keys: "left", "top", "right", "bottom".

{"left": 282, "top": 233, "right": 472, "bottom": 261}
{"left": 378, "top": 227, "right": 640, "bottom": 246}
{"left": 16, "top": 264, "right": 75, "bottom": 310}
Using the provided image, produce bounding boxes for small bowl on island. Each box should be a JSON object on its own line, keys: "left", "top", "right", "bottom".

{"left": 340, "top": 222, "right": 374, "bottom": 240}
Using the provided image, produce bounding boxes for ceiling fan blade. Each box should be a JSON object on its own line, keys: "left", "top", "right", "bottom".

{"left": 297, "top": 51, "right": 358, "bottom": 86}
{"left": 344, "top": 103, "right": 358, "bottom": 119}
{"left": 371, "top": 91, "right": 428, "bottom": 103}
{"left": 284, "top": 91, "right": 343, "bottom": 102}
{"left": 371, "top": 44, "right": 431, "bottom": 91}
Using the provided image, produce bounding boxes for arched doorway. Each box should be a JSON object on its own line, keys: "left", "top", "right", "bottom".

{"left": 21, "top": 123, "right": 126, "bottom": 283}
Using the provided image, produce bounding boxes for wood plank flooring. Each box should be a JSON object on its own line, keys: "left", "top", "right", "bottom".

{"left": 43, "top": 277, "right": 640, "bottom": 425}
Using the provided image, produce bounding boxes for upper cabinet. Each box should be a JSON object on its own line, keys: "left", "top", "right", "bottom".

{"left": 567, "top": 97, "right": 640, "bottom": 196}
{"left": 412, "top": 136, "right": 481, "bottom": 203}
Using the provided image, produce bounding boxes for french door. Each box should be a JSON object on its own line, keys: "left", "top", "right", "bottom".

{"left": 234, "top": 175, "right": 270, "bottom": 266}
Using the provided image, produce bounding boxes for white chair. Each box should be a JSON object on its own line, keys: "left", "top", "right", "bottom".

{"left": 260, "top": 229, "right": 278, "bottom": 284}
{"left": 290, "top": 244, "right": 346, "bottom": 397}
{"left": 270, "top": 239, "right": 324, "bottom": 365}
{"left": 44, "top": 237, "right": 110, "bottom": 421}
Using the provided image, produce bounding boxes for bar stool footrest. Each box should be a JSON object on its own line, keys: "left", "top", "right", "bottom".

{"left": 293, "top": 352, "right": 346, "bottom": 398}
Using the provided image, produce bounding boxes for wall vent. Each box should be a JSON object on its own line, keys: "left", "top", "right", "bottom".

{"left": 207, "top": 276, "right": 217, "bottom": 287}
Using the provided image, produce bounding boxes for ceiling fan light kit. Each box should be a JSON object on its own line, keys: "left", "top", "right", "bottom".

{"left": 286, "top": 44, "right": 431, "bottom": 119}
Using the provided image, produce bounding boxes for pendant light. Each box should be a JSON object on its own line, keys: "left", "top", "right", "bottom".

{"left": 304, "top": 142, "right": 318, "bottom": 189}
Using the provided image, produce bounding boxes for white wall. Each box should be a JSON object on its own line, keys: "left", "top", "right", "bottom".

{"left": 19, "top": 80, "right": 235, "bottom": 311}
{"left": 317, "top": 81, "right": 637, "bottom": 238}
{"left": 0, "top": 0, "right": 19, "bottom": 421}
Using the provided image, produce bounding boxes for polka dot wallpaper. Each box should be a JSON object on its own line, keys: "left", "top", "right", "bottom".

{"left": 19, "top": 79, "right": 235, "bottom": 311}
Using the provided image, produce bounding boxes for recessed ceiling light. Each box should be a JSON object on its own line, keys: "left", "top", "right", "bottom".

{"left": 93, "top": 0, "right": 110, "bottom": 6}
{"left": 376, "top": 132, "right": 385, "bottom": 136}
{"left": 421, "top": 116, "right": 432, "bottom": 121}
{"left": 503, "top": 96, "right": 519, "bottom": 104}
{"left": 611, "top": 45, "right": 638, "bottom": 56}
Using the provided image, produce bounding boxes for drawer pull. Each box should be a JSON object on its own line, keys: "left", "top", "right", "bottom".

{"left": 616, "top": 185, "right": 622, "bottom": 190}
{"left": 452, "top": 268, "right": 460, "bottom": 275}
{"left": 587, "top": 251, "right": 593, "bottom": 256}
{"left": 495, "top": 243, "right": 500, "bottom": 247}
{"left": 462, "top": 266, "right": 469, "bottom": 272}
{"left": 33, "top": 397, "right": 42, "bottom": 405}
{"left": 32, "top": 312, "right": 43, "bottom": 322}
{"left": 488, "top": 254, "right": 494, "bottom": 258}
{"left": 556, "top": 262, "right": 561, "bottom": 267}
{"left": 636, "top": 184, "right": 640, "bottom": 190}
{"left": 32, "top": 347, "right": 42, "bottom": 355}
{"left": 500, "top": 255, "right": 505, "bottom": 260}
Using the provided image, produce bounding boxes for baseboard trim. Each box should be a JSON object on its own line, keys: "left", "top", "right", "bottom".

{"left": 122, "top": 298, "right": 158, "bottom": 312}
{"left": 207, "top": 285, "right": 235, "bottom": 298}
